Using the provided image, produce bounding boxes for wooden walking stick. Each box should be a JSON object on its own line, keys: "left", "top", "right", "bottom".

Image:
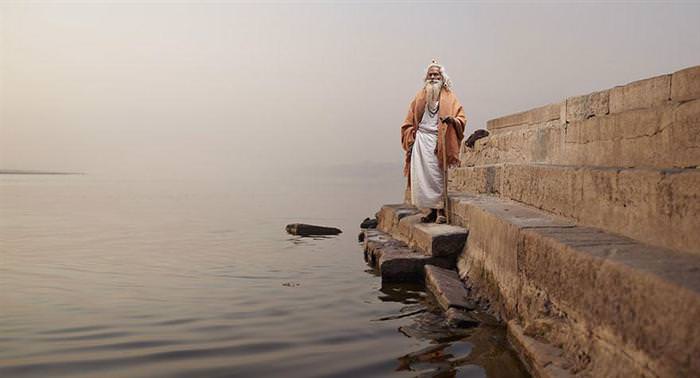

{"left": 440, "top": 118, "right": 451, "bottom": 224}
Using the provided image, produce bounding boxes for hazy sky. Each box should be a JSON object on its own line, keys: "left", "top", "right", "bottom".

{"left": 2, "top": 1, "right": 700, "bottom": 179}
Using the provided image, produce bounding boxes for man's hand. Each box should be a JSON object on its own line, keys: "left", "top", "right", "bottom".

{"left": 440, "top": 116, "right": 456, "bottom": 126}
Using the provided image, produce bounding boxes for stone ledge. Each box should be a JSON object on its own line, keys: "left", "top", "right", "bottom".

{"left": 565, "top": 89, "right": 609, "bottom": 122}
{"left": 448, "top": 193, "right": 700, "bottom": 377}
{"left": 413, "top": 223, "right": 468, "bottom": 257}
{"left": 487, "top": 102, "right": 563, "bottom": 134}
{"left": 377, "top": 205, "right": 468, "bottom": 257}
{"left": 460, "top": 98, "right": 700, "bottom": 169}
{"left": 610, "top": 74, "right": 671, "bottom": 114}
{"left": 450, "top": 164, "right": 700, "bottom": 255}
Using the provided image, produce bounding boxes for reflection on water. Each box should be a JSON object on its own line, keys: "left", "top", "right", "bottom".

{"left": 373, "top": 284, "right": 528, "bottom": 378}
{"left": 0, "top": 173, "right": 527, "bottom": 377}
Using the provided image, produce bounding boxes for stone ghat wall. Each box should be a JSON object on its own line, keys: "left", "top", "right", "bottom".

{"left": 445, "top": 65, "right": 700, "bottom": 377}
{"left": 454, "top": 65, "right": 700, "bottom": 256}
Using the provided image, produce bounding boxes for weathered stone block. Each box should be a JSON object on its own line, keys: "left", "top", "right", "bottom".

{"left": 487, "top": 102, "right": 562, "bottom": 133}
{"left": 486, "top": 110, "right": 529, "bottom": 132}
{"left": 609, "top": 74, "right": 671, "bottom": 114}
{"left": 529, "top": 102, "right": 562, "bottom": 125}
{"left": 671, "top": 64, "right": 700, "bottom": 102}
{"left": 412, "top": 223, "right": 468, "bottom": 257}
{"left": 565, "top": 90, "right": 609, "bottom": 122}
{"left": 500, "top": 164, "right": 582, "bottom": 218}
{"left": 378, "top": 249, "right": 430, "bottom": 282}
{"left": 424, "top": 265, "right": 475, "bottom": 311}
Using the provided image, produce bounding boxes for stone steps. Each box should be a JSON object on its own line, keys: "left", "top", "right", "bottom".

{"left": 363, "top": 205, "right": 468, "bottom": 282}
{"left": 377, "top": 204, "right": 468, "bottom": 258}
{"left": 462, "top": 97, "right": 700, "bottom": 169}
{"left": 363, "top": 232, "right": 482, "bottom": 327}
{"left": 362, "top": 229, "right": 455, "bottom": 282}
{"left": 450, "top": 163, "right": 700, "bottom": 255}
{"left": 447, "top": 192, "right": 700, "bottom": 377}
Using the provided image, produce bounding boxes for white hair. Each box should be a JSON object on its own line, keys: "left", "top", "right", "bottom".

{"left": 423, "top": 63, "right": 453, "bottom": 90}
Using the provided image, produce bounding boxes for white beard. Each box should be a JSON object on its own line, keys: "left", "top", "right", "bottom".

{"left": 425, "top": 80, "right": 443, "bottom": 113}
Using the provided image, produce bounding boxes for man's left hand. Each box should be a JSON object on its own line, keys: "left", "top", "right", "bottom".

{"left": 440, "top": 116, "right": 456, "bottom": 126}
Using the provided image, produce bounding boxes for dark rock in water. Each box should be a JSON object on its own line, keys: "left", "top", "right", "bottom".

{"left": 360, "top": 217, "right": 378, "bottom": 229}
{"left": 358, "top": 232, "right": 365, "bottom": 242}
{"left": 286, "top": 223, "right": 342, "bottom": 236}
{"left": 465, "top": 129, "right": 490, "bottom": 148}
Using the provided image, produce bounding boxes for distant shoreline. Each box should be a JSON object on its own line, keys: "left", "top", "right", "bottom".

{"left": 0, "top": 170, "right": 83, "bottom": 175}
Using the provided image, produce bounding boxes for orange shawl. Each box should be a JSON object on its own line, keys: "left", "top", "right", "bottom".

{"left": 400, "top": 87, "right": 466, "bottom": 177}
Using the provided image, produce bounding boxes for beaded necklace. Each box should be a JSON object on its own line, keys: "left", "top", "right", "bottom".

{"left": 427, "top": 100, "right": 439, "bottom": 116}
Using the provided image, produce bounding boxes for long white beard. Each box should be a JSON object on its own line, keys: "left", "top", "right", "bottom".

{"left": 425, "top": 80, "right": 443, "bottom": 113}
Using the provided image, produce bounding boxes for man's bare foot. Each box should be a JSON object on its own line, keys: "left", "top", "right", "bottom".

{"left": 435, "top": 209, "right": 446, "bottom": 224}
{"left": 420, "top": 209, "right": 437, "bottom": 223}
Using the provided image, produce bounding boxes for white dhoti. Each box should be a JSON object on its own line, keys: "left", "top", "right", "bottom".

{"left": 410, "top": 110, "right": 444, "bottom": 209}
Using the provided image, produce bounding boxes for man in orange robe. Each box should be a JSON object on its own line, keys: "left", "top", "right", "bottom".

{"left": 401, "top": 61, "right": 466, "bottom": 223}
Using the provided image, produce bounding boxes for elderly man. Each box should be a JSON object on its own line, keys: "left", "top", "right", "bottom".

{"left": 401, "top": 61, "right": 466, "bottom": 223}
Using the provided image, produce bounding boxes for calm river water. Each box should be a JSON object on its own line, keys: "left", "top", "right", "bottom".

{"left": 0, "top": 171, "right": 528, "bottom": 377}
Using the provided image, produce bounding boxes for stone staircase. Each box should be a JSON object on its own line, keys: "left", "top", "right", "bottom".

{"left": 363, "top": 205, "right": 476, "bottom": 328}
{"left": 364, "top": 205, "right": 467, "bottom": 282}
{"left": 446, "top": 65, "right": 700, "bottom": 377}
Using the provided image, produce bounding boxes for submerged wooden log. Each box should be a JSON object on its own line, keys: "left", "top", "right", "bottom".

{"left": 285, "top": 223, "right": 342, "bottom": 236}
